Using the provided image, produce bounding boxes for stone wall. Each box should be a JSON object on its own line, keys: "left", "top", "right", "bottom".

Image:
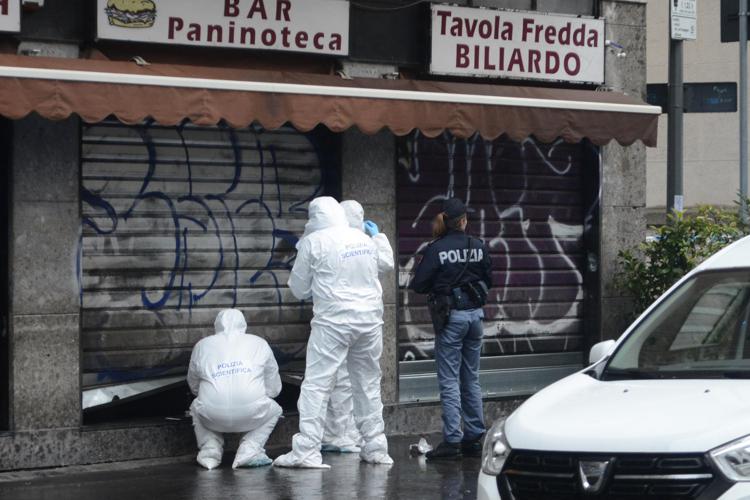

{"left": 599, "top": 0, "right": 648, "bottom": 340}
{"left": 341, "top": 129, "right": 399, "bottom": 404}
{"left": 10, "top": 115, "right": 81, "bottom": 432}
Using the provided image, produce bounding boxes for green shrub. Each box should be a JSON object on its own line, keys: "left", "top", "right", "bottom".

{"left": 616, "top": 204, "right": 750, "bottom": 316}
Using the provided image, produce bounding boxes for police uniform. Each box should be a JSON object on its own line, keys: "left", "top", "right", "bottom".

{"left": 409, "top": 199, "right": 492, "bottom": 461}
{"left": 410, "top": 230, "right": 492, "bottom": 303}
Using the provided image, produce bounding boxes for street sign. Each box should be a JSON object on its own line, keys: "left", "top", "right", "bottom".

{"left": 647, "top": 82, "right": 738, "bottom": 114}
{"left": 671, "top": 0, "right": 697, "bottom": 40}
{"left": 0, "top": 0, "right": 20, "bottom": 33}
{"left": 673, "top": 195, "right": 685, "bottom": 212}
{"left": 685, "top": 82, "right": 738, "bottom": 113}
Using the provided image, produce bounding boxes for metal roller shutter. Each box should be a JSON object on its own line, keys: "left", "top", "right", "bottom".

{"left": 80, "top": 120, "right": 334, "bottom": 388}
{"left": 397, "top": 132, "right": 597, "bottom": 400}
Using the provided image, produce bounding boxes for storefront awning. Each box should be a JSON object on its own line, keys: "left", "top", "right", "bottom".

{"left": 0, "top": 54, "right": 659, "bottom": 146}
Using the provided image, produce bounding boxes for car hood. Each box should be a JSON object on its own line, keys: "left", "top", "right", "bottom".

{"left": 506, "top": 373, "right": 750, "bottom": 453}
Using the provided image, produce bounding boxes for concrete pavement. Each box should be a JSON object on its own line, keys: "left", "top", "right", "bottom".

{"left": 0, "top": 435, "right": 482, "bottom": 500}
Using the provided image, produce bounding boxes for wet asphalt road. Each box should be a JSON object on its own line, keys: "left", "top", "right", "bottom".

{"left": 0, "top": 435, "right": 483, "bottom": 500}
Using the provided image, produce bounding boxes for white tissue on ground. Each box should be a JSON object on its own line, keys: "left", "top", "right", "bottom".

{"left": 409, "top": 437, "right": 433, "bottom": 455}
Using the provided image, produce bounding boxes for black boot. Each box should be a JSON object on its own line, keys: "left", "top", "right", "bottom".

{"left": 426, "top": 442, "right": 462, "bottom": 461}
{"left": 461, "top": 434, "right": 484, "bottom": 458}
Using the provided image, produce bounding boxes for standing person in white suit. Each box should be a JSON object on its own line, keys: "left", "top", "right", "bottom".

{"left": 341, "top": 200, "right": 394, "bottom": 276}
{"left": 188, "top": 308, "right": 283, "bottom": 470}
{"left": 274, "top": 196, "right": 393, "bottom": 468}
{"left": 320, "top": 200, "right": 394, "bottom": 453}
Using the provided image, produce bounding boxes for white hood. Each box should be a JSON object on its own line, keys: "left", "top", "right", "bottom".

{"left": 297, "top": 197, "right": 347, "bottom": 249}
{"left": 506, "top": 373, "right": 750, "bottom": 453}
{"left": 340, "top": 200, "right": 364, "bottom": 231}
{"left": 305, "top": 196, "right": 347, "bottom": 233}
{"left": 213, "top": 308, "right": 247, "bottom": 337}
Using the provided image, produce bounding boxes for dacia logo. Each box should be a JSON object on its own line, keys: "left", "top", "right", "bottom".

{"left": 578, "top": 458, "right": 614, "bottom": 495}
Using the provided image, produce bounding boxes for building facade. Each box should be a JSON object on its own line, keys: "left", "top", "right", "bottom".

{"left": 646, "top": 0, "right": 743, "bottom": 223}
{"left": 0, "top": 0, "right": 653, "bottom": 470}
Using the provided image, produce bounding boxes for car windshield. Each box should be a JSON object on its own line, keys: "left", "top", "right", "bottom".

{"left": 603, "top": 269, "right": 750, "bottom": 380}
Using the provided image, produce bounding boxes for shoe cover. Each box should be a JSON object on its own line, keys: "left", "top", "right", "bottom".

{"left": 273, "top": 451, "right": 331, "bottom": 469}
{"left": 360, "top": 452, "right": 394, "bottom": 465}
{"left": 360, "top": 434, "right": 392, "bottom": 464}
{"left": 233, "top": 440, "right": 261, "bottom": 469}
{"left": 197, "top": 446, "right": 223, "bottom": 470}
{"left": 321, "top": 430, "right": 361, "bottom": 454}
{"left": 321, "top": 443, "right": 362, "bottom": 454}
{"left": 233, "top": 452, "right": 272, "bottom": 469}
{"left": 198, "top": 455, "right": 221, "bottom": 470}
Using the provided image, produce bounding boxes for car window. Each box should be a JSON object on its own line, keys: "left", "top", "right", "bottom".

{"left": 668, "top": 283, "right": 746, "bottom": 351}
{"left": 604, "top": 270, "right": 750, "bottom": 379}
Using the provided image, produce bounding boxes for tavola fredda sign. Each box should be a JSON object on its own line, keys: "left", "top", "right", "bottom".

{"left": 430, "top": 4, "right": 604, "bottom": 84}
{"left": 97, "top": 0, "right": 350, "bottom": 56}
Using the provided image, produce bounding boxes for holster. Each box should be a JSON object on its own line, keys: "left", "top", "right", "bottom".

{"left": 450, "top": 281, "right": 489, "bottom": 311}
{"left": 464, "top": 281, "right": 489, "bottom": 307}
{"left": 427, "top": 294, "right": 452, "bottom": 335}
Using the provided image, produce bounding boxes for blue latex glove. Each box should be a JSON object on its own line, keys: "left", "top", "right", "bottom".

{"left": 363, "top": 220, "right": 379, "bottom": 237}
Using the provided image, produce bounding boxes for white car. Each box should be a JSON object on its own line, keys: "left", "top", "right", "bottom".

{"left": 478, "top": 235, "right": 750, "bottom": 500}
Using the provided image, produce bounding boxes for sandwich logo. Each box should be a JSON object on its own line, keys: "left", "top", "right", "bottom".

{"left": 96, "top": 0, "right": 349, "bottom": 56}
{"left": 105, "top": 0, "right": 157, "bottom": 29}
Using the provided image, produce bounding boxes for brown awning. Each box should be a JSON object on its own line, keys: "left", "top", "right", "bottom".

{"left": 0, "top": 54, "right": 659, "bottom": 146}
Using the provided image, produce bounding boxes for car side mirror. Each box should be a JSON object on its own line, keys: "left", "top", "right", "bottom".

{"left": 589, "top": 340, "right": 616, "bottom": 365}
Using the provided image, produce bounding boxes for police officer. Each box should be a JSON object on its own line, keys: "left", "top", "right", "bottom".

{"left": 410, "top": 198, "right": 492, "bottom": 461}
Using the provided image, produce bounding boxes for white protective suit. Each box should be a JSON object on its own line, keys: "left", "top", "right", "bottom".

{"left": 321, "top": 200, "right": 395, "bottom": 453}
{"left": 188, "top": 309, "right": 283, "bottom": 470}
{"left": 274, "top": 197, "right": 393, "bottom": 468}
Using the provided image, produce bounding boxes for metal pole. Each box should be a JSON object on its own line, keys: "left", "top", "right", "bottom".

{"left": 667, "top": 38, "right": 684, "bottom": 215}
{"left": 741, "top": 0, "right": 749, "bottom": 224}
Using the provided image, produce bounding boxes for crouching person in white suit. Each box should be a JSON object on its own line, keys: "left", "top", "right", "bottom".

{"left": 188, "top": 308, "right": 283, "bottom": 470}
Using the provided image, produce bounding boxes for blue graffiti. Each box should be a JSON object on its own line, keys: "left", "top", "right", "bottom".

{"left": 136, "top": 191, "right": 182, "bottom": 310}
{"left": 81, "top": 187, "right": 118, "bottom": 235}
{"left": 82, "top": 123, "right": 320, "bottom": 315}
{"left": 82, "top": 122, "right": 326, "bottom": 384}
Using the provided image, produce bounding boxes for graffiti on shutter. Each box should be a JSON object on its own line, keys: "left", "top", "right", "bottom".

{"left": 80, "top": 121, "right": 330, "bottom": 387}
{"left": 398, "top": 132, "right": 593, "bottom": 361}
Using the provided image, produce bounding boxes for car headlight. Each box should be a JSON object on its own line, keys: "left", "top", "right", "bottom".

{"left": 710, "top": 435, "right": 750, "bottom": 482}
{"left": 481, "top": 419, "right": 511, "bottom": 476}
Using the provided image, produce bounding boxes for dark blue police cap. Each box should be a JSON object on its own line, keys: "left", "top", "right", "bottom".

{"left": 443, "top": 198, "right": 467, "bottom": 220}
